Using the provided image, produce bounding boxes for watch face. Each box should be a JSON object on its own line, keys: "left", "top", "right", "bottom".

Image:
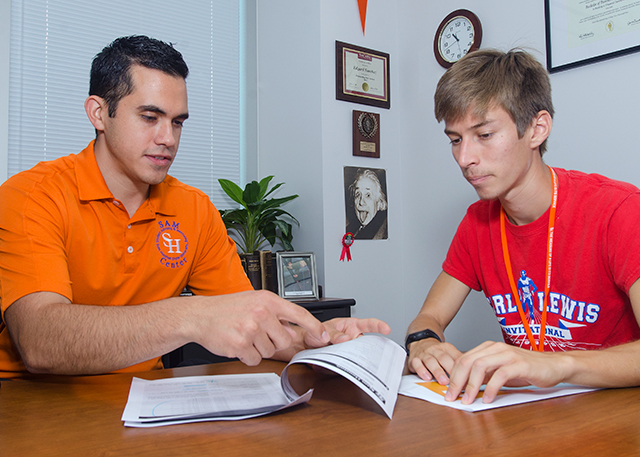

{"left": 438, "top": 16, "right": 475, "bottom": 64}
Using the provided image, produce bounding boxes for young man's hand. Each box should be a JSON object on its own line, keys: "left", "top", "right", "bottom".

{"left": 407, "top": 338, "right": 462, "bottom": 386}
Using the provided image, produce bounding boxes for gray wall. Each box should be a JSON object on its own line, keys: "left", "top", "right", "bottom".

{"left": 255, "top": 1, "right": 640, "bottom": 349}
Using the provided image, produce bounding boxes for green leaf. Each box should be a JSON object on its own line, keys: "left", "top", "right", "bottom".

{"left": 273, "top": 220, "right": 292, "bottom": 240}
{"left": 263, "top": 181, "right": 284, "bottom": 199}
{"left": 220, "top": 208, "right": 249, "bottom": 226}
{"left": 259, "top": 223, "right": 277, "bottom": 247}
{"left": 258, "top": 176, "right": 274, "bottom": 199}
{"left": 262, "top": 195, "right": 299, "bottom": 211}
{"left": 218, "top": 179, "right": 245, "bottom": 207}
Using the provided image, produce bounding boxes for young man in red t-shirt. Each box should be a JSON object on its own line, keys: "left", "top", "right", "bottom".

{"left": 405, "top": 49, "right": 640, "bottom": 404}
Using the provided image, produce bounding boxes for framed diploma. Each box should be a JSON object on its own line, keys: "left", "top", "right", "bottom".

{"left": 336, "top": 41, "right": 390, "bottom": 109}
{"left": 545, "top": 0, "right": 640, "bottom": 72}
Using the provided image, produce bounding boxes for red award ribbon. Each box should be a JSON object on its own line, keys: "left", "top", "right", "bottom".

{"left": 340, "top": 232, "right": 354, "bottom": 261}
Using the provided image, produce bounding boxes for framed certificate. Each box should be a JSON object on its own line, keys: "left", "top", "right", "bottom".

{"left": 546, "top": 0, "right": 640, "bottom": 72}
{"left": 336, "top": 41, "right": 390, "bottom": 109}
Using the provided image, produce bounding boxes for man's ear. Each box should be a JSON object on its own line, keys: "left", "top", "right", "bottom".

{"left": 529, "top": 110, "right": 552, "bottom": 150}
{"left": 84, "top": 95, "right": 108, "bottom": 132}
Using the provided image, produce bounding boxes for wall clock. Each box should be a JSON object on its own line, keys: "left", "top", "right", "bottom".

{"left": 433, "top": 9, "right": 482, "bottom": 69}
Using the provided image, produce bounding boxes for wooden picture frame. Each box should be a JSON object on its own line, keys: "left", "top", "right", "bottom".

{"left": 336, "top": 41, "right": 390, "bottom": 109}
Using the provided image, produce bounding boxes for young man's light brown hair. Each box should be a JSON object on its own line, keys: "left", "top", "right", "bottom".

{"left": 434, "top": 49, "right": 554, "bottom": 155}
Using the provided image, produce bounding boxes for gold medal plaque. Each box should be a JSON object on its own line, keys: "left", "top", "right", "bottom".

{"left": 352, "top": 110, "right": 380, "bottom": 158}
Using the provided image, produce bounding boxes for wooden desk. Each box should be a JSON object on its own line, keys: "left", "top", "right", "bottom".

{"left": 1, "top": 361, "right": 638, "bottom": 456}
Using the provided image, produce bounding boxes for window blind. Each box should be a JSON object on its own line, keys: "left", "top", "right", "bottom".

{"left": 8, "top": 0, "right": 240, "bottom": 207}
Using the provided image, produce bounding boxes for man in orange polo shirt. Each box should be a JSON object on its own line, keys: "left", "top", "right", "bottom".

{"left": 0, "top": 35, "right": 389, "bottom": 378}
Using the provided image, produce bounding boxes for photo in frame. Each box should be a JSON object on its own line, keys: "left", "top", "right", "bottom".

{"left": 336, "top": 41, "right": 390, "bottom": 109}
{"left": 344, "top": 167, "right": 388, "bottom": 240}
{"left": 276, "top": 252, "right": 319, "bottom": 300}
{"left": 545, "top": 0, "right": 640, "bottom": 72}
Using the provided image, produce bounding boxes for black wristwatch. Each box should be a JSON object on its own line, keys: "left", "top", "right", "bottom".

{"left": 404, "top": 329, "right": 442, "bottom": 355}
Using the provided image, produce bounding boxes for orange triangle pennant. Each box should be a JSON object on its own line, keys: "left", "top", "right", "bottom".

{"left": 358, "top": 0, "right": 368, "bottom": 35}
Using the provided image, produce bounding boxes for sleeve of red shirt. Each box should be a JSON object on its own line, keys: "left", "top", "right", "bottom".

{"left": 606, "top": 192, "right": 640, "bottom": 294}
{"left": 443, "top": 207, "right": 484, "bottom": 292}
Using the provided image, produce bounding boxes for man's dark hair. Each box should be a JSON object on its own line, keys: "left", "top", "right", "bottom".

{"left": 89, "top": 35, "right": 189, "bottom": 117}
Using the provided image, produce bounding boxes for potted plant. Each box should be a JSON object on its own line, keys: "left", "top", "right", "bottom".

{"left": 218, "top": 176, "right": 299, "bottom": 254}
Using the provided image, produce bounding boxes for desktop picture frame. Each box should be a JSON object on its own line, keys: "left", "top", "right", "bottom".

{"left": 276, "top": 252, "right": 319, "bottom": 301}
{"left": 545, "top": 0, "right": 640, "bottom": 72}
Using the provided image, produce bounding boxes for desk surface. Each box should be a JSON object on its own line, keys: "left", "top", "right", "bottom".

{"left": 1, "top": 361, "right": 638, "bottom": 456}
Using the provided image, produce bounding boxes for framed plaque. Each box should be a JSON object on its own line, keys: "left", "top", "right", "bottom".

{"left": 352, "top": 110, "right": 380, "bottom": 158}
{"left": 336, "top": 41, "right": 390, "bottom": 109}
{"left": 546, "top": 0, "right": 640, "bottom": 72}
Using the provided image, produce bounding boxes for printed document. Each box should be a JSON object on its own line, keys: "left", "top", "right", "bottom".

{"left": 122, "top": 335, "right": 406, "bottom": 427}
{"left": 399, "top": 374, "right": 598, "bottom": 412}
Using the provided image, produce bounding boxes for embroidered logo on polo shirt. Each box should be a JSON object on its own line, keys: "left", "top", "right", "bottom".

{"left": 156, "top": 220, "right": 189, "bottom": 269}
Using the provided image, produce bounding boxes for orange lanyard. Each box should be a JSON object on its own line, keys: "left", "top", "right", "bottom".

{"left": 500, "top": 166, "right": 558, "bottom": 352}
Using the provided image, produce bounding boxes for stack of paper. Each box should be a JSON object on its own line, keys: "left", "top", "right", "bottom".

{"left": 122, "top": 335, "right": 407, "bottom": 427}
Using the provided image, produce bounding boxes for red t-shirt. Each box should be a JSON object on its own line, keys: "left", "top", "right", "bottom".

{"left": 444, "top": 168, "right": 640, "bottom": 351}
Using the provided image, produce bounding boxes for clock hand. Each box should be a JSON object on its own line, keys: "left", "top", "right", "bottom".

{"left": 444, "top": 35, "right": 463, "bottom": 51}
{"left": 444, "top": 42, "right": 459, "bottom": 51}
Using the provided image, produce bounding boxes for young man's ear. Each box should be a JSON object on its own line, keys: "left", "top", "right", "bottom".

{"left": 529, "top": 110, "right": 552, "bottom": 150}
{"left": 84, "top": 95, "right": 108, "bottom": 132}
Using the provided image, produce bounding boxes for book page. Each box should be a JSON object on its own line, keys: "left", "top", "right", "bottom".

{"left": 282, "top": 334, "right": 406, "bottom": 418}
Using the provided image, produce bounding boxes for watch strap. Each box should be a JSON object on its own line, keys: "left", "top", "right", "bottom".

{"left": 404, "top": 329, "right": 442, "bottom": 354}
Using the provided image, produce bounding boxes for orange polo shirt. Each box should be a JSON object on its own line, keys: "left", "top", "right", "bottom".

{"left": 0, "top": 141, "right": 252, "bottom": 377}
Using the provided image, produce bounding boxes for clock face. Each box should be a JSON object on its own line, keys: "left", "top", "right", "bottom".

{"left": 433, "top": 10, "right": 482, "bottom": 69}
{"left": 438, "top": 15, "right": 475, "bottom": 64}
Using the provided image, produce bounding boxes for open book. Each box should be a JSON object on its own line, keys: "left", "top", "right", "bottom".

{"left": 122, "top": 334, "right": 406, "bottom": 427}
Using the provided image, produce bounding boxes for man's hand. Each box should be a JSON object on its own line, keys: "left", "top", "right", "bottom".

{"left": 407, "top": 338, "right": 463, "bottom": 386}
{"left": 443, "top": 341, "right": 569, "bottom": 404}
{"left": 405, "top": 271, "right": 470, "bottom": 384}
{"left": 192, "top": 290, "right": 329, "bottom": 366}
{"left": 304, "top": 317, "right": 391, "bottom": 349}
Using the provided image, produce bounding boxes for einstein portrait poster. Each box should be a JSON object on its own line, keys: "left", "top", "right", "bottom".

{"left": 344, "top": 166, "right": 388, "bottom": 240}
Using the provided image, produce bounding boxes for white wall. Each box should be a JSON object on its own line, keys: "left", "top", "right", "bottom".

{"left": 318, "top": 3, "right": 408, "bottom": 343}
{"left": 256, "top": 1, "right": 640, "bottom": 349}
{"left": 255, "top": 2, "right": 326, "bottom": 288}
